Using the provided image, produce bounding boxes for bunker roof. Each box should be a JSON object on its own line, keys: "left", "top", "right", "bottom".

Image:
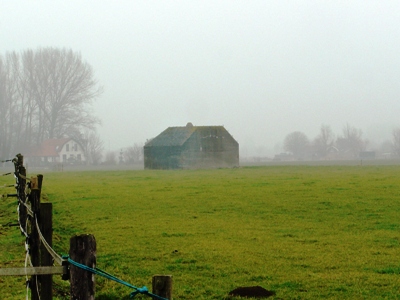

{"left": 145, "top": 124, "right": 228, "bottom": 147}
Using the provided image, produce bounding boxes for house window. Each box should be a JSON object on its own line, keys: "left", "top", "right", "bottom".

{"left": 63, "top": 154, "right": 67, "bottom": 162}
{"left": 66, "top": 144, "right": 69, "bottom": 152}
{"left": 74, "top": 143, "right": 78, "bottom": 151}
{"left": 77, "top": 154, "right": 81, "bottom": 161}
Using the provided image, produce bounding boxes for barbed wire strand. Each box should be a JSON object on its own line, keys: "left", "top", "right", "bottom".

{"left": 0, "top": 184, "right": 15, "bottom": 188}
{"left": 25, "top": 243, "right": 32, "bottom": 300}
{"left": 17, "top": 173, "right": 31, "bottom": 181}
{"left": 9, "top": 157, "right": 167, "bottom": 300}
{"left": 17, "top": 205, "right": 30, "bottom": 238}
{"left": 9, "top": 156, "right": 40, "bottom": 300}
{"left": 0, "top": 159, "right": 13, "bottom": 163}
{"left": 35, "top": 218, "right": 63, "bottom": 266}
{"left": 18, "top": 197, "right": 33, "bottom": 217}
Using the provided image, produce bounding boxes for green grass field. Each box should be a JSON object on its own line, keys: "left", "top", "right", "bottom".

{"left": 1, "top": 165, "right": 400, "bottom": 299}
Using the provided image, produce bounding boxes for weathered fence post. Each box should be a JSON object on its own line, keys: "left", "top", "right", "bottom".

{"left": 30, "top": 175, "right": 42, "bottom": 300}
{"left": 15, "top": 154, "right": 27, "bottom": 233}
{"left": 40, "top": 203, "right": 53, "bottom": 300}
{"left": 152, "top": 275, "right": 173, "bottom": 299}
{"left": 69, "top": 234, "right": 97, "bottom": 300}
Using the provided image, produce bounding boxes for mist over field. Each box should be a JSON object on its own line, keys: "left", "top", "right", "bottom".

{"left": 2, "top": 3, "right": 400, "bottom": 297}
{"left": 1, "top": 1, "right": 400, "bottom": 158}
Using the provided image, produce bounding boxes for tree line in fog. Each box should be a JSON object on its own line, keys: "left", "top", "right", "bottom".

{"left": 0, "top": 48, "right": 103, "bottom": 162}
{"left": 282, "top": 124, "right": 400, "bottom": 160}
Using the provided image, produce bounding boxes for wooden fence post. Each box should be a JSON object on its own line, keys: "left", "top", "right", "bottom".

{"left": 152, "top": 275, "right": 173, "bottom": 299}
{"left": 69, "top": 234, "right": 96, "bottom": 300}
{"left": 15, "top": 154, "right": 27, "bottom": 233}
{"left": 30, "top": 175, "right": 41, "bottom": 300}
{"left": 40, "top": 203, "right": 53, "bottom": 300}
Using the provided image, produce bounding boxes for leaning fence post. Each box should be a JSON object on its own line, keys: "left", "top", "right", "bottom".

{"left": 152, "top": 275, "right": 173, "bottom": 299}
{"left": 69, "top": 234, "right": 97, "bottom": 300}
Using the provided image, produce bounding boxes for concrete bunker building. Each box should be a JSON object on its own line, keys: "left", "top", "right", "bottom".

{"left": 144, "top": 123, "right": 239, "bottom": 169}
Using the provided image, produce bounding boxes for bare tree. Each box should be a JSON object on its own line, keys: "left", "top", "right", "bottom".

{"left": 104, "top": 151, "right": 117, "bottom": 165}
{"left": 0, "top": 56, "right": 7, "bottom": 158}
{"left": 82, "top": 130, "right": 104, "bottom": 165}
{"left": 0, "top": 48, "right": 102, "bottom": 158}
{"left": 24, "top": 48, "right": 102, "bottom": 141}
{"left": 379, "top": 140, "right": 393, "bottom": 158}
{"left": 0, "top": 53, "right": 22, "bottom": 158}
{"left": 283, "top": 131, "right": 310, "bottom": 159}
{"left": 336, "top": 123, "right": 367, "bottom": 158}
{"left": 312, "top": 125, "right": 335, "bottom": 159}
{"left": 123, "top": 143, "right": 144, "bottom": 164}
{"left": 392, "top": 128, "right": 400, "bottom": 157}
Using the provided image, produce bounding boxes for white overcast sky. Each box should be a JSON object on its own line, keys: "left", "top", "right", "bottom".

{"left": 1, "top": 1, "right": 400, "bottom": 156}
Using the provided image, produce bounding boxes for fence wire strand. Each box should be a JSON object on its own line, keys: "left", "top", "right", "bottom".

{"left": 5, "top": 154, "right": 170, "bottom": 299}
{"left": 35, "top": 218, "right": 63, "bottom": 266}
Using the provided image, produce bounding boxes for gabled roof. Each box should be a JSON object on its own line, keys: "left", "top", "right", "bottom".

{"left": 28, "top": 138, "right": 71, "bottom": 157}
{"left": 146, "top": 126, "right": 196, "bottom": 147}
{"left": 145, "top": 124, "right": 229, "bottom": 147}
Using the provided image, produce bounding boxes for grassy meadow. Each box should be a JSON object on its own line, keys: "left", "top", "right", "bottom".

{"left": 1, "top": 165, "right": 400, "bottom": 299}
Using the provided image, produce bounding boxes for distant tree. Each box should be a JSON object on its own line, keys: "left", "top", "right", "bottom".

{"left": 0, "top": 53, "right": 21, "bottom": 158}
{"left": 336, "top": 123, "right": 367, "bottom": 158}
{"left": 0, "top": 56, "right": 8, "bottom": 158}
{"left": 104, "top": 151, "right": 117, "bottom": 165}
{"left": 312, "top": 125, "right": 335, "bottom": 159}
{"left": 283, "top": 131, "right": 310, "bottom": 159}
{"left": 392, "top": 128, "right": 400, "bottom": 157}
{"left": 118, "top": 149, "right": 124, "bottom": 164}
{"left": 123, "top": 143, "right": 144, "bottom": 164}
{"left": 123, "top": 147, "right": 135, "bottom": 164}
{"left": 0, "top": 48, "right": 102, "bottom": 158}
{"left": 83, "top": 130, "right": 103, "bottom": 165}
{"left": 379, "top": 140, "right": 393, "bottom": 158}
{"left": 24, "top": 48, "right": 102, "bottom": 141}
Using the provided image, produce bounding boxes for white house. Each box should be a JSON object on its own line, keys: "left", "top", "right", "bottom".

{"left": 27, "top": 138, "right": 86, "bottom": 165}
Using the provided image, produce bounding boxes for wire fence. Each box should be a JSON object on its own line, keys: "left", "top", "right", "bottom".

{"left": 0, "top": 154, "right": 170, "bottom": 300}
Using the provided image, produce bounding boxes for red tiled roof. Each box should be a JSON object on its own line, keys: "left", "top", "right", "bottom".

{"left": 28, "top": 138, "right": 71, "bottom": 157}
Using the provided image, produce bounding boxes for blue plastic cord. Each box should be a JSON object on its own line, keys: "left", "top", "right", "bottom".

{"left": 65, "top": 256, "right": 169, "bottom": 300}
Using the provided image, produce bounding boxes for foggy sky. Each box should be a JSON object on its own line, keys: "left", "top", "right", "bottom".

{"left": 2, "top": 1, "right": 400, "bottom": 156}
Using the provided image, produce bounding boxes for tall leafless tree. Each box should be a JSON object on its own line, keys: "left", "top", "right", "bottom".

{"left": 392, "top": 128, "right": 400, "bottom": 157}
{"left": 312, "top": 125, "right": 335, "bottom": 159}
{"left": 336, "top": 123, "right": 367, "bottom": 158}
{"left": 24, "top": 48, "right": 102, "bottom": 141}
{"left": 123, "top": 143, "right": 144, "bottom": 164}
{"left": 104, "top": 151, "right": 117, "bottom": 165}
{"left": 0, "top": 56, "right": 7, "bottom": 158}
{"left": 82, "top": 129, "right": 104, "bottom": 165}
{"left": 0, "top": 48, "right": 102, "bottom": 159}
{"left": 0, "top": 53, "right": 22, "bottom": 158}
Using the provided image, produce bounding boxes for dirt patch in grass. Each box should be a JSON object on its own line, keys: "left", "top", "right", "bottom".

{"left": 228, "top": 286, "right": 275, "bottom": 298}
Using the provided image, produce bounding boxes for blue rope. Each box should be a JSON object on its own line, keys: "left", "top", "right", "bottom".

{"left": 65, "top": 256, "right": 169, "bottom": 300}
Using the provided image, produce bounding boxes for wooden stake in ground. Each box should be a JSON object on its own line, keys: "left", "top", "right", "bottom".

{"left": 30, "top": 175, "right": 42, "bottom": 300}
{"left": 69, "top": 234, "right": 97, "bottom": 300}
{"left": 40, "top": 203, "right": 53, "bottom": 300}
{"left": 152, "top": 275, "right": 173, "bottom": 300}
